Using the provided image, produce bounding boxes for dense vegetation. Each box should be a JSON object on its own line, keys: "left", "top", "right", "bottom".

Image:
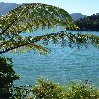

{"left": 0, "top": 3, "right": 78, "bottom": 54}
{"left": 0, "top": 2, "right": 99, "bottom": 99}
{"left": 75, "top": 13, "right": 99, "bottom": 31}
{"left": 0, "top": 56, "right": 19, "bottom": 98}
{"left": 11, "top": 79, "right": 99, "bottom": 99}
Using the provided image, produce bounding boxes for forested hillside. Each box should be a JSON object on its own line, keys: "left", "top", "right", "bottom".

{"left": 75, "top": 13, "right": 99, "bottom": 31}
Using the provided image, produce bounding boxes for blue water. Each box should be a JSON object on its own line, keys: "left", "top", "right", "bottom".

{"left": 2, "top": 29, "right": 99, "bottom": 87}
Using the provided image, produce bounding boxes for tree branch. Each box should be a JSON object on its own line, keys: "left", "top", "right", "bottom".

{"left": 0, "top": 31, "right": 99, "bottom": 54}
{"left": 0, "top": 31, "right": 67, "bottom": 54}
{"left": 0, "top": 7, "right": 26, "bottom": 36}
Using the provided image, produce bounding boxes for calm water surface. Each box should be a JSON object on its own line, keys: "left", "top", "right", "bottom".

{"left": 3, "top": 29, "right": 99, "bottom": 87}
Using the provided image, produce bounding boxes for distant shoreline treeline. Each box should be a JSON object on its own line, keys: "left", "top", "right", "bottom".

{"left": 75, "top": 13, "right": 99, "bottom": 31}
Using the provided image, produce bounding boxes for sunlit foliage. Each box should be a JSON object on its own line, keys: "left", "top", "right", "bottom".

{"left": 0, "top": 3, "right": 99, "bottom": 55}
{"left": 12, "top": 79, "right": 99, "bottom": 99}
{"left": 65, "top": 81, "right": 99, "bottom": 99}
{"left": 0, "top": 3, "right": 78, "bottom": 54}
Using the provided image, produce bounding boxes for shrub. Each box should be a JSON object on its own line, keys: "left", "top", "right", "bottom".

{"left": 12, "top": 78, "right": 65, "bottom": 99}
{"left": 0, "top": 56, "right": 19, "bottom": 98}
{"left": 12, "top": 79, "right": 99, "bottom": 99}
{"left": 65, "top": 81, "right": 99, "bottom": 99}
{"left": 31, "top": 78, "right": 65, "bottom": 99}
{"left": 12, "top": 85, "right": 33, "bottom": 99}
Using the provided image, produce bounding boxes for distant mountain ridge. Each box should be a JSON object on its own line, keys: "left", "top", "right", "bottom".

{"left": 70, "top": 13, "right": 87, "bottom": 21}
{"left": 0, "top": 2, "right": 20, "bottom": 15}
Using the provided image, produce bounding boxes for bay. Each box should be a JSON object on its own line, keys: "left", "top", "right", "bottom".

{"left": 2, "top": 28, "right": 99, "bottom": 87}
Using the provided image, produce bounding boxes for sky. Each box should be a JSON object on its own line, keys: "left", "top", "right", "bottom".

{"left": 0, "top": 0, "right": 99, "bottom": 16}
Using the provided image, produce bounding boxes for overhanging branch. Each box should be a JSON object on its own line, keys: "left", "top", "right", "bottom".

{"left": 0, "top": 31, "right": 99, "bottom": 54}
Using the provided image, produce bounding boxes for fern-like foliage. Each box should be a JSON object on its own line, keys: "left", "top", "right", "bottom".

{"left": 0, "top": 3, "right": 78, "bottom": 54}
{"left": 0, "top": 3, "right": 78, "bottom": 36}
{"left": 0, "top": 30, "right": 99, "bottom": 54}
{"left": 0, "top": 3, "right": 99, "bottom": 54}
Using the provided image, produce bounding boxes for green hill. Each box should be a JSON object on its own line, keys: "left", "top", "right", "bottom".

{"left": 75, "top": 13, "right": 99, "bottom": 31}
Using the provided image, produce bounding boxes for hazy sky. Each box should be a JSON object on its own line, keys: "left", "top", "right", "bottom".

{"left": 0, "top": 0, "right": 99, "bottom": 15}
